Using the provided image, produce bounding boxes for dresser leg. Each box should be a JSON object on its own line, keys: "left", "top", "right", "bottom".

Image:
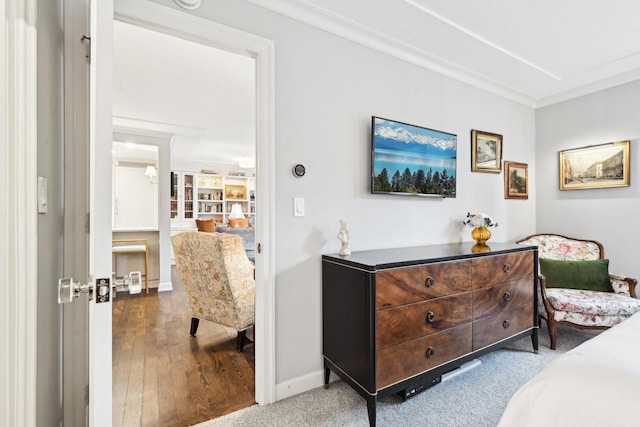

{"left": 531, "top": 328, "right": 539, "bottom": 353}
{"left": 324, "top": 366, "right": 331, "bottom": 389}
{"left": 366, "top": 396, "right": 376, "bottom": 427}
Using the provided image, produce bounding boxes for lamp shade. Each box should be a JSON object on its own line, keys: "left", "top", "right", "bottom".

{"left": 144, "top": 165, "right": 157, "bottom": 177}
{"left": 229, "top": 203, "right": 244, "bottom": 219}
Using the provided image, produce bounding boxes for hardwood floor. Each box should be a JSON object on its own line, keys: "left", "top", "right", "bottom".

{"left": 112, "top": 267, "right": 255, "bottom": 427}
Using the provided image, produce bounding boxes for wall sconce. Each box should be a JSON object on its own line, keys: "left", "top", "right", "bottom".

{"left": 144, "top": 165, "right": 157, "bottom": 184}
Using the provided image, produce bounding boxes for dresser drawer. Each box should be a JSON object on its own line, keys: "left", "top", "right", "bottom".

{"left": 472, "top": 277, "right": 534, "bottom": 320}
{"left": 376, "top": 292, "right": 472, "bottom": 349}
{"left": 472, "top": 304, "right": 534, "bottom": 350}
{"left": 471, "top": 251, "right": 534, "bottom": 289}
{"left": 376, "top": 260, "right": 472, "bottom": 310}
{"left": 376, "top": 323, "right": 472, "bottom": 389}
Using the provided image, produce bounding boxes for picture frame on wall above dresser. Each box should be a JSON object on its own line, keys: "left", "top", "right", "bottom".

{"left": 559, "top": 140, "right": 630, "bottom": 191}
{"left": 471, "top": 129, "right": 503, "bottom": 173}
{"left": 504, "top": 161, "right": 528, "bottom": 199}
{"left": 371, "top": 116, "right": 457, "bottom": 198}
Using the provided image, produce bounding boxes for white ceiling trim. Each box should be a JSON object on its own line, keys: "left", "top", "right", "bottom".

{"left": 403, "top": 0, "right": 561, "bottom": 81}
{"left": 113, "top": 115, "right": 205, "bottom": 138}
{"left": 248, "top": 0, "right": 537, "bottom": 107}
{"left": 537, "top": 67, "right": 640, "bottom": 108}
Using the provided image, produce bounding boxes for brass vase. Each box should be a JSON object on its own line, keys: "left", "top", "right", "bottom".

{"left": 471, "top": 226, "right": 491, "bottom": 244}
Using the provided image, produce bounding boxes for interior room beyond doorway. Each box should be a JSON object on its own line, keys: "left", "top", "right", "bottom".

{"left": 111, "top": 17, "right": 258, "bottom": 425}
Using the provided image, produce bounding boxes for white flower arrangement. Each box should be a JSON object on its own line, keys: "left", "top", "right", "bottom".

{"left": 462, "top": 212, "right": 498, "bottom": 228}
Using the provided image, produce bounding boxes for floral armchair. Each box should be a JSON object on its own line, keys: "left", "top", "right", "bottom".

{"left": 171, "top": 231, "right": 255, "bottom": 352}
{"left": 516, "top": 233, "right": 640, "bottom": 349}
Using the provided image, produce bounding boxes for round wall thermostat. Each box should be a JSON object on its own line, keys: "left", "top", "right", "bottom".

{"left": 293, "top": 164, "right": 306, "bottom": 177}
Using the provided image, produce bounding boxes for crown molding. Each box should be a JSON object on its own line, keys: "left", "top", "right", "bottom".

{"left": 248, "top": 0, "right": 537, "bottom": 107}
{"left": 536, "top": 68, "right": 640, "bottom": 108}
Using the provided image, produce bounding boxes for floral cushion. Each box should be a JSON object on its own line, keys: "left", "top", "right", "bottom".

{"left": 546, "top": 288, "right": 640, "bottom": 327}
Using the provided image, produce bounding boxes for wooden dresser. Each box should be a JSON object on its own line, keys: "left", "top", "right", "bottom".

{"left": 322, "top": 242, "right": 538, "bottom": 426}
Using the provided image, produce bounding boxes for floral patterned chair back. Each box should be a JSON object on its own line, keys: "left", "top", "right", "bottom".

{"left": 171, "top": 231, "right": 255, "bottom": 333}
{"left": 518, "top": 234, "right": 603, "bottom": 262}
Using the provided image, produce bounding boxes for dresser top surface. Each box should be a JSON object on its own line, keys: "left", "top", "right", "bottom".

{"left": 322, "top": 242, "right": 536, "bottom": 270}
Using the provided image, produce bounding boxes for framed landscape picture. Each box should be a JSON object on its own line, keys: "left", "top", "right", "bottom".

{"left": 225, "top": 184, "right": 246, "bottom": 200}
{"left": 559, "top": 141, "right": 630, "bottom": 190}
{"left": 471, "top": 129, "right": 502, "bottom": 173}
{"left": 371, "top": 116, "right": 457, "bottom": 197}
{"left": 504, "top": 161, "right": 528, "bottom": 199}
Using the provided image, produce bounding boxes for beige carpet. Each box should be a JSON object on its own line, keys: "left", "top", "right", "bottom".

{"left": 194, "top": 324, "right": 599, "bottom": 426}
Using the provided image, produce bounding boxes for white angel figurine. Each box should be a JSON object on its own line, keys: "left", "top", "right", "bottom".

{"left": 337, "top": 219, "right": 351, "bottom": 256}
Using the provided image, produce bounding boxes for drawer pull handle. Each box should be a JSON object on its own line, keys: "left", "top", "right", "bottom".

{"left": 425, "top": 346, "right": 435, "bottom": 358}
{"left": 503, "top": 264, "right": 511, "bottom": 273}
{"left": 425, "top": 276, "right": 435, "bottom": 287}
{"left": 503, "top": 292, "right": 511, "bottom": 301}
{"left": 503, "top": 320, "right": 511, "bottom": 329}
{"left": 426, "top": 311, "right": 435, "bottom": 323}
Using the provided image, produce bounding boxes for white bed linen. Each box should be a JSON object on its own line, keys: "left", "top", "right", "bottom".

{"left": 498, "top": 311, "right": 640, "bottom": 427}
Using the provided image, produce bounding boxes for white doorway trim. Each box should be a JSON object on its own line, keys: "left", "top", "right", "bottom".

{"left": 114, "top": 0, "right": 277, "bottom": 405}
{"left": 2, "top": 0, "right": 39, "bottom": 425}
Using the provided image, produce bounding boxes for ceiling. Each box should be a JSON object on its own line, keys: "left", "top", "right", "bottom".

{"left": 250, "top": 0, "right": 640, "bottom": 107}
{"left": 114, "top": 1, "right": 640, "bottom": 166}
{"left": 112, "top": 20, "right": 256, "bottom": 169}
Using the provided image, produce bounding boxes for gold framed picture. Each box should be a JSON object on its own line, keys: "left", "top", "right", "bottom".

{"left": 471, "top": 129, "right": 502, "bottom": 173}
{"left": 559, "top": 140, "right": 630, "bottom": 190}
{"left": 504, "top": 161, "right": 528, "bottom": 199}
{"left": 225, "top": 184, "right": 246, "bottom": 200}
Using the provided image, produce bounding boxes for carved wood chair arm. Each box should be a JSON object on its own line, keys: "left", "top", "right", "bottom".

{"left": 537, "top": 274, "right": 556, "bottom": 319}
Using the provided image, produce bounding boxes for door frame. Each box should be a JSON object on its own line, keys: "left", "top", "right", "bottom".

{"left": 2, "top": 0, "right": 39, "bottom": 425}
{"left": 114, "top": 0, "right": 277, "bottom": 405}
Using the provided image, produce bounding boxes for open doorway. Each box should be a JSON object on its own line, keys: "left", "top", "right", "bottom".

{"left": 110, "top": 19, "right": 258, "bottom": 425}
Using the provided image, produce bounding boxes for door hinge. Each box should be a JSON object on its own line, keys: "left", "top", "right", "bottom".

{"left": 81, "top": 35, "right": 91, "bottom": 64}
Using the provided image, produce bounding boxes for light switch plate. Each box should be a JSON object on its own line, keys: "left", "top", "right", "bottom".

{"left": 294, "top": 197, "right": 305, "bottom": 216}
{"left": 38, "top": 176, "right": 48, "bottom": 213}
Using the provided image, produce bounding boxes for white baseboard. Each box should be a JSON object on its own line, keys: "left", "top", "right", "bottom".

{"left": 275, "top": 368, "right": 339, "bottom": 401}
{"left": 157, "top": 281, "right": 173, "bottom": 292}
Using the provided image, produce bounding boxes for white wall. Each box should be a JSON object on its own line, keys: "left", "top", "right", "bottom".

{"left": 150, "top": 0, "right": 536, "bottom": 392}
{"left": 536, "top": 80, "right": 640, "bottom": 280}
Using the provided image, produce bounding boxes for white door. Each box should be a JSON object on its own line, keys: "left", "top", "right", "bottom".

{"left": 61, "top": 0, "right": 114, "bottom": 426}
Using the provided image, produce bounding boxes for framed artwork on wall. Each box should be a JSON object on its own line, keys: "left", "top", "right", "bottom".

{"left": 225, "top": 184, "right": 246, "bottom": 200}
{"left": 559, "top": 140, "right": 630, "bottom": 190}
{"left": 371, "top": 116, "right": 457, "bottom": 197}
{"left": 471, "top": 129, "right": 502, "bottom": 173}
{"left": 504, "top": 161, "right": 528, "bottom": 199}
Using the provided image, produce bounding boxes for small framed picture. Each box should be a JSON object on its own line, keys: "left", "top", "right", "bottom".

{"left": 471, "top": 129, "right": 502, "bottom": 173}
{"left": 504, "top": 161, "right": 528, "bottom": 199}
{"left": 225, "top": 184, "right": 246, "bottom": 200}
{"left": 559, "top": 140, "right": 630, "bottom": 190}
